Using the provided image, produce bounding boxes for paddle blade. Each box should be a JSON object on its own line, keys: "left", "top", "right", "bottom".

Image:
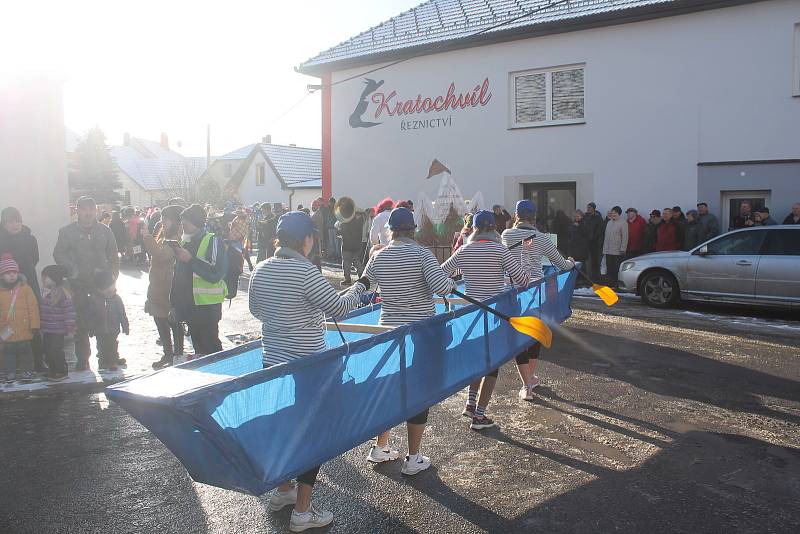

{"left": 509, "top": 317, "right": 553, "bottom": 349}
{"left": 592, "top": 284, "right": 619, "bottom": 306}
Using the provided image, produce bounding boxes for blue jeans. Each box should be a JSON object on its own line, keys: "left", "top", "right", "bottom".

{"left": 2, "top": 340, "right": 33, "bottom": 378}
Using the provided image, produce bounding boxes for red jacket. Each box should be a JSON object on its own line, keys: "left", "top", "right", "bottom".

{"left": 656, "top": 221, "right": 683, "bottom": 251}
{"left": 626, "top": 215, "right": 647, "bottom": 253}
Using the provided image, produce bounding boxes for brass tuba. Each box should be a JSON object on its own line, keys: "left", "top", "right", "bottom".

{"left": 334, "top": 196, "right": 357, "bottom": 223}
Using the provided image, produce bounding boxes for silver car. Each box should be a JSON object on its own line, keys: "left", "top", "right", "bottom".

{"left": 617, "top": 226, "right": 800, "bottom": 308}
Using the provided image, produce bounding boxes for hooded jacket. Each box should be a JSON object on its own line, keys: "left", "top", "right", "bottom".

{"left": 0, "top": 276, "right": 40, "bottom": 342}
{"left": 0, "top": 225, "right": 40, "bottom": 298}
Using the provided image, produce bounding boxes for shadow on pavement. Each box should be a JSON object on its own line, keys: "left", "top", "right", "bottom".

{"left": 552, "top": 326, "right": 800, "bottom": 426}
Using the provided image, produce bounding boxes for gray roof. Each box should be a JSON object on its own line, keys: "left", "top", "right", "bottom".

{"left": 111, "top": 139, "right": 210, "bottom": 191}
{"left": 299, "top": 0, "right": 747, "bottom": 73}
{"left": 223, "top": 143, "right": 321, "bottom": 191}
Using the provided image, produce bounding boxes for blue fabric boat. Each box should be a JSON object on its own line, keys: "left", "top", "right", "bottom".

{"left": 106, "top": 267, "right": 577, "bottom": 496}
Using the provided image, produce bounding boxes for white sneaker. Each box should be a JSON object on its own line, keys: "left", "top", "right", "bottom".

{"left": 529, "top": 375, "right": 541, "bottom": 389}
{"left": 267, "top": 485, "right": 297, "bottom": 512}
{"left": 289, "top": 504, "right": 333, "bottom": 532}
{"left": 367, "top": 444, "right": 401, "bottom": 463}
{"left": 401, "top": 454, "right": 431, "bottom": 476}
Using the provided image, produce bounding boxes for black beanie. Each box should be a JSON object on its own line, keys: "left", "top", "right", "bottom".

{"left": 41, "top": 265, "right": 68, "bottom": 286}
{"left": 181, "top": 204, "right": 207, "bottom": 229}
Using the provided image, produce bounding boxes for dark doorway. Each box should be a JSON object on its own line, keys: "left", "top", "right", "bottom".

{"left": 522, "top": 182, "right": 576, "bottom": 233}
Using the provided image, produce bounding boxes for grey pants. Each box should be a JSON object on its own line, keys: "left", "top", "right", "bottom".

{"left": 341, "top": 249, "right": 363, "bottom": 283}
{"left": 2, "top": 340, "right": 33, "bottom": 378}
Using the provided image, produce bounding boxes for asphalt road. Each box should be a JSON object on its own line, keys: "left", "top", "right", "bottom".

{"left": 1, "top": 298, "right": 799, "bottom": 534}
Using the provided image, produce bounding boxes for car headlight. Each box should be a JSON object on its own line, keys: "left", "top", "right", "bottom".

{"left": 620, "top": 261, "right": 635, "bottom": 272}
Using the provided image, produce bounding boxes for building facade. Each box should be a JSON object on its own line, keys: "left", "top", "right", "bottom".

{"left": 300, "top": 0, "right": 800, "bottom": 231}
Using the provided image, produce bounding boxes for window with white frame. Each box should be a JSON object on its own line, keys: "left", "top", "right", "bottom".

{"left": 794, "top": 23, "right": 800, "bottom": 97}
{"left": 256, "top": 163, "right": 266, "bottom": 186}
{"left": 511, "top": 64, "right": 585, "bottom": 127}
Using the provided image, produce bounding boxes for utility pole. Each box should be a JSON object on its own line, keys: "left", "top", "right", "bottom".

{"left": 206, "top": 124, "right": 211, "bottom": 169}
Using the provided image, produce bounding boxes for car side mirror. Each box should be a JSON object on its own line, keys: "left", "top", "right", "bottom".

{"left": 694, "top": 245, "right": 709, "bottom": 256}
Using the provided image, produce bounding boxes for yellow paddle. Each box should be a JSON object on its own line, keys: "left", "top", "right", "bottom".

{"left": 451, "top": 289, "right": 553, "bottom": 348}
{"left": 506, "top": 233, "right": 619, "bottom": 307}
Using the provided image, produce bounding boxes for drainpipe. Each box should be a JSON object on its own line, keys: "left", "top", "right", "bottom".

{"left": 288, "top": 189, "right": 295, "bottom": 211}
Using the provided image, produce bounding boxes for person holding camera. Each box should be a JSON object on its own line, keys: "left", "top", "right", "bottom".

{"left": 169, "top": 204, "right": 228, "bottom": 357}
{"left": 142, "top": 205, "right": 184, "bottom": 369}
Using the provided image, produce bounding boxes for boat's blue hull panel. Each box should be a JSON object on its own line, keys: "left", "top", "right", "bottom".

{"left": 106, "top": 268, "right": 577, "bottom": 495}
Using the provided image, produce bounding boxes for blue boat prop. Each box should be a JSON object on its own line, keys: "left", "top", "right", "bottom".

{"left": 106, "top": 268, "right": 577, "bottom": 495}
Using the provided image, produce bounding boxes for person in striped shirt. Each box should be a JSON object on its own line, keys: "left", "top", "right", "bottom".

{"left": 248, "top": 211, "right": 367, "bottom": 532}
{"left": 363, "top": 207, "right": 457, "bottom": 475}
{"left": 502, "top": 200, "right": 575, "bottom": 401}
{"left": 442, "top": 210, "right": 532, "bottom": 430}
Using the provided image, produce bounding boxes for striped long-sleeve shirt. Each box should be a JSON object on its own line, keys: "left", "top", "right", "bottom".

{"left": 441, "top": 235, "right": 530, "bottom": 300}
{"left": 249, "top": 247, "right": 365, "bottom": 367}
{"left": 501, "top": 224, "right": 575, "bottom": 280}
{"left": 364, "top": 237, "right": 456, "bottom": 326}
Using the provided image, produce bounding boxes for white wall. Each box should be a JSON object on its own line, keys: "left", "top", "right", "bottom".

{"left": 290, "top": 187, "right": 323, "bottom": 210}
{"left": 118, "top": 171, "right": 153, "bottom": 207}
{"left": 328, "top": 0, "right": 800, "bottom": 215}
{"left": 0, "top": 76, "right": 70, "bottom": 267}
{"left": 237, "top": 151, "right": 291, "bottom": 206}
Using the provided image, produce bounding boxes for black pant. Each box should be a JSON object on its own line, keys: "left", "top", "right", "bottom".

{"left": 72, "top": 286, "right": 93, "bottom": 363}
{"left": 96, "top": 334, "right": 119, "bottom": 363}
{"left": 154, "top": 317, "right": 184, "bottom": 358}
{"left": 515, "top": 344, "right": 541, "bottom": 365}
{"left": 297, "top": 465, "right": 321, "bottom": 487}
{"left": 188, "top": 321, "right": 222, "bottom": 356}
{"left": 43, "top": 333, "right": 67, "bottom": 375}
{"left": 605, "top": 254, "right": 622, "bottom": 286}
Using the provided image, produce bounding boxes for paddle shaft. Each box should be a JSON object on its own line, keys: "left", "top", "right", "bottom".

{"left": 507, "top": 233, "right": 536, "bottom": 250}
{"left": 451, "top": 289, "right": 512, "bottom": 322}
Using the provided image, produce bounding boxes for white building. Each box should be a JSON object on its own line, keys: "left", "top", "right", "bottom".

{"left": 299, "top": 0, "right": 800, "bottom": 231}
{"left": 203, "top": 138, "right": 322, "bottom": 209}
{"left": 1, "top": 75, "right": 70, "bottom": 265}
{"left": 110, "top": 133, "right": 208, "bottom": 207}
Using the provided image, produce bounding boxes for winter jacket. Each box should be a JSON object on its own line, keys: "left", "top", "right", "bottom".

{"left": 494, "top": 210, "right": 512, "bottom": 233}
{"left": 758, "top": 216, "right": 778, "bottom": 226}
{"left": 696, "top": 213, "right": 720, "bottom": 243}
{"left": 88, "top": 292, "right": 128, "bottom": 336}
{"left": 551, "top": 212, "right": 572, "bottom": 254}
{"left": 40, "top": 287, "right": 77, "bottom": 335}
{"left": 783, "top": 213, "right": 800, "bottom": 225}
{"left": 0, "top": 278, "right": 40, "bottom": 342}
{"left": 109, "top": 217, "right": 128, "bottom": 249}
{"left": 656, "top": 220, "right": 683, "bottom": 251}
{"left": 339, "top": 212, "right": 366, "bottom": 252}
{"left": 170, "top": 230, "right": 228, "bottom": 324}
{"left": 143, "top": 234, "right": 177, "bottom": 319}
{"left": 602, "top": 217, "right": 628, "bottom": 256}
{"left": 644, "top": 221, "right": 661, "bottom": 253}
{"left": 682, "top": 220, "right": 701, "bottom": 251}
{"left": 584, "top": 211, "right": 603, "bottom": 244}
{"left": 626, "top": 215, "right": 647, "bottom": 254}
{"left": 53, "top": 222, "right": 120, "bottom": 285}
{"left": 567, "top": 221, "right": 591, "bottom": 260}
{"left": 0, "top": 225, "right": 40, "bottom": 298}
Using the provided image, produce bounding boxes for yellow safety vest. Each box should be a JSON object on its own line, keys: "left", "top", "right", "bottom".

{"left": 186, "top": 232, "right": 228, "bottom": 305}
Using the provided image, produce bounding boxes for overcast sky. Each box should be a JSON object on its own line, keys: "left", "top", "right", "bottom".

{"left": 4, "top": 0, "right": 420, "bottom": 156}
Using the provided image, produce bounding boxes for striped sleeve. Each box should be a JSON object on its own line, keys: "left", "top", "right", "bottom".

{"left": 540, "top": 235, "right": 574, "bottom": 270}
{"left": 501, "top": 248, "right": 530, "bottom": 287}
{"left": 440, "top": 250, "right": 460, "bottom": 277}
{"left": 303, "top": 267, "right": 365, "bottom": 319}
{"left": 421, "top": 248, "right": 457, "bottom": 296}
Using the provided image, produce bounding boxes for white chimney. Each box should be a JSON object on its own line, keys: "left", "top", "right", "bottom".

{"left": 262, "top": 134, "right": 272, "bottom": 144}
{"left": 160, "top": 132, "right": 169, "bottom": 150}
{"left": 123, "top": 132, "right": 130, "bottom": 146}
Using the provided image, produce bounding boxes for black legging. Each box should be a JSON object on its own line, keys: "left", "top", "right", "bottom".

{"left": 515, "top": 344, "right": 541, "bottom": 365}
{"left": 154, "top": 317, "right": 184, "bottom": 357}
{"left": 296, "top": 466, "right": 321, "bottom": 487}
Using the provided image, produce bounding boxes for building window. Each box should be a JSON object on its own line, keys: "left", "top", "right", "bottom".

{"left": 794, "top": 23, "right": 800, "bottom": 97}
{"left": 256, "top": 163, "right": 265, "bottom": 186}
{"left": 511, "top": 64, "right": 585, "bottom": 128}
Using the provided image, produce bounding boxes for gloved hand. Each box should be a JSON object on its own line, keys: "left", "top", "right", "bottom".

{"left": 356, "top": 276, "right": 370, "bottom": 290}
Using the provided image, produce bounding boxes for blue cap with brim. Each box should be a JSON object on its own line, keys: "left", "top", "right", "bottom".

{"left": 473, "top": 210, "right": 495, "bottom": 229}
{"left": 515, "top": 199, "right": 536, "bottom": 216}
{"left": 386, "top": 207, "right": 416, "bottom": 231}
{"left": 277, "top": 211, "right": 317, "bottom": 241}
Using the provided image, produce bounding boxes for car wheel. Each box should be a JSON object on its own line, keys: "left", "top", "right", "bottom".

{"left": 640, "top": 271, "right": 679, "bottom": 308}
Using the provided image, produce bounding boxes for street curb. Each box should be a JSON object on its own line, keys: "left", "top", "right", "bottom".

{"left": 0, "top": 376, "right": 126, "bottom": 401}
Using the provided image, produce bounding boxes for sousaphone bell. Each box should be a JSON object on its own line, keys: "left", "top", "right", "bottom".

{"left": 334, "top": 196, "right": 357, "bottom": 224}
